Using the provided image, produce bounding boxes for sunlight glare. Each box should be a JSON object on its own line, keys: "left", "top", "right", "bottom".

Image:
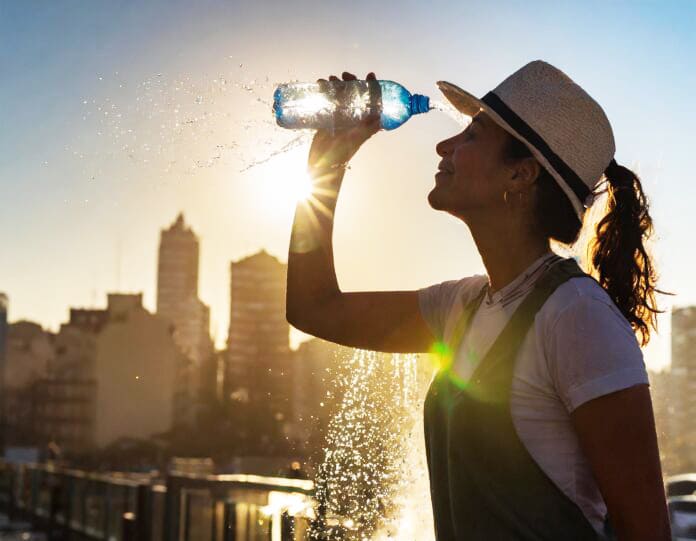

{"left": 292, "top": 171, "right": 314, "bottom": 202}
{"left": 252, "top": 145, "right": 317, "bottom": 218}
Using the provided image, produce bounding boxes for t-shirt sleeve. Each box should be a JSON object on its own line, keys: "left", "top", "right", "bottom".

{"left": 417, "top": 279, "right": 463, "bottom": 342}
{"left": 545, "top": 293, "right": 650, "bottom": 413}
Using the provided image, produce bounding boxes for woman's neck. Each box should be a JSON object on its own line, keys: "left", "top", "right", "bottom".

{"left": 466, "top": 214, "right": 551, "bottom": 295}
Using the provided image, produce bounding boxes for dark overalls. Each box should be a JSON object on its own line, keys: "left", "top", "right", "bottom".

{"left": 424, "top": 257, "right": 616, "bottom": 540}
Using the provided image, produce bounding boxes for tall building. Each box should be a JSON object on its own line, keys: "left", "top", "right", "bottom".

{"left": 0, "top": 293, "right": 7, "bottom": 446}
{"left": 157, "top": 213, "right": 213, "bottom": 368}
{"left": 226, "top": 250, "right": 293, "bottom": 454}
{"left": 670, "top": 305, "right": 696, "bottom": 473}
{"left": 3, "top": 321, "right": 55, "bottom": 449}
{"left": 0, "top": 293, "right": 7, "bottom": 373}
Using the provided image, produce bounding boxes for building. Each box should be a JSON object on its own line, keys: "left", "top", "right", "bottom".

{"left": 0, "top": 293, "right": 7, "bottom": 380}
{"left": 41, "top": 310, "right": 105, "bottom": 453}
{"left": 669, "top": 305, "right": 696, "bottom": 473}
{"left": 25, "top": 294, "right": 189, "bottom": 454}
{"left": 648, "top": 368, "right": 675, "bottom": 475}
{"left": 0, "top": 294, "right": 6, "bottom": 447}
{"left": 156, "top": 213, "right": 213, "bottom": 376}
{"left": 226, "top": 250, "right": 293, "bottom": 454}
{"left": 93, "top": 293, "right": 188, "bottom": 447}
{"left": 3, "top": 321, "right": 55, "bottom": 448}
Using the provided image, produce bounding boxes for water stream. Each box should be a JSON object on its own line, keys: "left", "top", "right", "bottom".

{"left": 311, "top": 351, "right": 436, "bottom": 541}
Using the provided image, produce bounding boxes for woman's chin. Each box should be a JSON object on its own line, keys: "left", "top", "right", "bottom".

{"left": 427, "top": 187, "right": 449, "bottom": 211}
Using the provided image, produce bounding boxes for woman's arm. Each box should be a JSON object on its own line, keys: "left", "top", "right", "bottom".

{"left": 286, "top": 71, "right": 436, "bottom": 354}
{"left": 570, "top": 384, "right": 671, "bottom": 540}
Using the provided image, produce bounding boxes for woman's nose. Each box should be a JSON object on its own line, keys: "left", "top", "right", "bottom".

{"left": 436, "top": 137, "right": 453, "bottom": 157}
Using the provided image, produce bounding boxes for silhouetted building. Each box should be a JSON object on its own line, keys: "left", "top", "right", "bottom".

{"left": 93, "top": 293, "right": 188, "bottom": 447}
{"left": 3, "top": 321, "right": 55, "bottom": 448}
{"left": 39, "top": 294, "right": 189, "bottom": 453}
{"left": 35, "top": 377, "right": 96, "bottom": 453}
{"left": 0, "top": 293, "right": 7, "bottom": 447}
{"left": 226, "top": 250, "right": 293, "bottom": 453}
{"left": 43, "top": 310, "right": 104, "bottom": 452}
{"left": 648, "top": 369, "right": 675, "bottom": 475}
{"left": 156, "top": 213, "right": 213, "bottom": 370}
{"left": 670, "top": 305, "right": 696, "bottom": 473}
{"left": 0, "top": 293, "right": 7, "bottom": 378}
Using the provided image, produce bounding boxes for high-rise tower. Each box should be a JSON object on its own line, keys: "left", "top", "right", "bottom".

{"left": 226, "top": 250, "right": 292, "bottom": 453}
{"left": 156, "top": 213, "right": 213, "bottom": 367}
{"left": 0, "top": 293, "right": 7, "bottom": 447}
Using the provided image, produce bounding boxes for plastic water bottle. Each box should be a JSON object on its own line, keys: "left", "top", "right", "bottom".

{"left": 273, "top": 80, "right": 430, "bottom": 131}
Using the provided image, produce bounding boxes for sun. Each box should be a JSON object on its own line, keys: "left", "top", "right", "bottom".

{"left": 254, "top": 145, "right": 317, "bottom": 217}
{"left": 288, "top": 170, "right": 314, "bottom": 203}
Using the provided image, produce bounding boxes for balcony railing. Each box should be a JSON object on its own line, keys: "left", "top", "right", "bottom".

{"left": 0, "top": 461, "right": 314, "bottom": 541}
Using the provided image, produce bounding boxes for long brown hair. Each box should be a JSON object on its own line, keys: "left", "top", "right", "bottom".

{"left": 503, "top": 135, "right": 673, "bottom": 346}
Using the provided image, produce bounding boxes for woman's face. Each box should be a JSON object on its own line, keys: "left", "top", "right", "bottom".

{"left": 429, "top": 111, "right": 514, "bottom": 219}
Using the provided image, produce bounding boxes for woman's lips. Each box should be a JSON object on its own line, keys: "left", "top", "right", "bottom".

{"left": 435, "top": 170, "right": 452, "bottom": 183}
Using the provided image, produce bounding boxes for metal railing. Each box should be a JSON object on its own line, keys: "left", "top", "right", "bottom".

{"left": 0, "top": 461, "right": 315, "bottom": 541}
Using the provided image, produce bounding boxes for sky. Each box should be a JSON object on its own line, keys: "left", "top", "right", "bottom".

{"left": 2, "top": 0, "right": 695, "bottom": 369}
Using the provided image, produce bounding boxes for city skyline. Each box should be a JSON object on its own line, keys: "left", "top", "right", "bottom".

{"left": 3, "top": 1, "right": 695, "bottom": 370}
{"left": 0, "top": 206, "right": 683, "bottom": 364}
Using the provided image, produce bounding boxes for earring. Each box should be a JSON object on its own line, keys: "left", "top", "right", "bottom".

{"left": 503, "top": 190, "right": 510, "bottom": 205}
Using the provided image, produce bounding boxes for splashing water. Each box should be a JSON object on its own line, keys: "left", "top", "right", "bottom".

{"left": 73, "top": 69, "right": 475, "bottom": 186}
{"left": 429, "top": 99, "right": 472, "bottom": 127}
{"left": 73, "top": 66, "right": 307, "bottom": 181}
{"left": 238, "top": 132, "right": 313, "bottom": 173}
{"left": 311, "top": 350, "right": 436, "bottom": 541}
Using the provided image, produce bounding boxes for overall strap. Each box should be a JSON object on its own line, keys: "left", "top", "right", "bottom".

{"left": 442, "top": 282, "right": 488, "bottom": 372}
{"left": 469, "top": 257, "right": 587, "bottom": 387}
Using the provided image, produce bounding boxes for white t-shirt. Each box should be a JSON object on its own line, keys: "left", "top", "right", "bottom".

{"left": 418, "top": 252, "right": 650, "bottom": 534}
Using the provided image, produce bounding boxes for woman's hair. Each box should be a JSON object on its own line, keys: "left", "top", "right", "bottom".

{"left": 502, "top": 135, "right": 673, "bottom": 347}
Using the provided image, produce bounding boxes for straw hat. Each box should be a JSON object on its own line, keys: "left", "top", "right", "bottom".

{"left": 437, "top": 60, "right": 615, "bottom": 221}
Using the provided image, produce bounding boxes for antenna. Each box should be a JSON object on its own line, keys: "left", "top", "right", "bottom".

{"left": 116, "top": 238, "right": 123, "bottom": 291}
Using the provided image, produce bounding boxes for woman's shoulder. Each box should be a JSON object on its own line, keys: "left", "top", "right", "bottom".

{"left": 417, "top": 274, "right": 488, "bottom": 341}
{"left": 419, "top": 273, "right": 489, "bottom": 311}
{"left": 537, "top": 274, "right": 648, "bottom": 412}
{"left": 539, "top": 274, "right": 633, "bottom": 335}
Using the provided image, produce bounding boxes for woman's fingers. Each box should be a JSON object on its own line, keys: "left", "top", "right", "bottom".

{"left": 322, "top": 72, "right": 374, "bottom": 82}
{"left": 322, "top": 72, "right": 375, "bottom": 82}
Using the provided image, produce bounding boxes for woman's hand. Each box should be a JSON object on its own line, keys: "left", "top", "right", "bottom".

{"left": 307, "top": 71, "right": 381, "bottom": 173}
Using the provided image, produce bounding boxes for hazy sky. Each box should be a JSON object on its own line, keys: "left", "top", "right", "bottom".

{"left": 2, "top": 0, "right": 694, "bottom": 368}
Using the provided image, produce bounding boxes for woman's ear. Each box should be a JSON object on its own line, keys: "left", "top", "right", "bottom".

{"left": 510, "top": 157, "right": 540, "bottom": 189}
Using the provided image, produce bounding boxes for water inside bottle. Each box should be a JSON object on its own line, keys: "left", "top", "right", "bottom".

{"left": 275, "top": 80, "right": 379, "bottom": 130}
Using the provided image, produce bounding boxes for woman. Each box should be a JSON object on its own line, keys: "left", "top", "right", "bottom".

{"left": 286, "top": 61, "right": 672, "bottom": 540}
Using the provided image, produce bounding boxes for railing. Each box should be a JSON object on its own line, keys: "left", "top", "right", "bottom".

{"left": 0, "top": 461, "right": 314, "bottom": 541}
{"left": 3, "top": 462, "right": 695, "bottom": 540}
